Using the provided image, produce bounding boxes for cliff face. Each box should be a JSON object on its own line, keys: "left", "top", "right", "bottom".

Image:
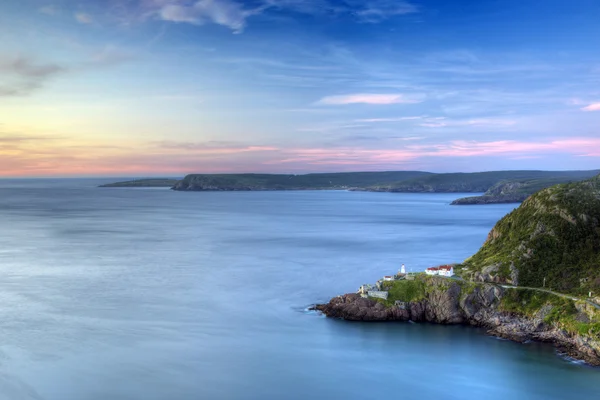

{"left": 315, "top": 277, "right": 600, "bottom": 365}
{"left": 464, "top": 174, "right": 600, "bottom": 294}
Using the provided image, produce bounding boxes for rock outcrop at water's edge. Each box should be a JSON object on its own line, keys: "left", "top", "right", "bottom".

{"left": 313, "top": 277, "right": 600, "bottom": 366}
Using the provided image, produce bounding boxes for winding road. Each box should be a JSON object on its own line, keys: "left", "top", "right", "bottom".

{"left": 499, "top": 284, "right": 600, "bottom": 310}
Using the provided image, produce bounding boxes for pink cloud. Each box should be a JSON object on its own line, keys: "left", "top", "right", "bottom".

{"left": 317, "top": 93, "right": 423, "bottom": 105}
{"left": 2, "top": 136, "right": 599, "bottom": 177}
{"left": 419, "top": 118, "right": 516, "bottom": 128}
{"left": 581, "top": 103, "right": 600, "bottom": 111}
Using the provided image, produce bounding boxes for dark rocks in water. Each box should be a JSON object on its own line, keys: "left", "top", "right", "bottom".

{"left": 315, "top": 278, "right": 600, "bottom": 366}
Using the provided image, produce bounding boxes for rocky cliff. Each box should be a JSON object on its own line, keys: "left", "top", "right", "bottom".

{"left": 315, "top": 276, "right": 600, "bottom": 365}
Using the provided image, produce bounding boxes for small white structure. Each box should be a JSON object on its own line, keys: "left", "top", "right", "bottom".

{"left": 368, "top": 291, "right": 389, "bottom": 300}
{"left": 425, "top": 265, "right": 454, "bottom": 277}
{"left": 438, "top": 265, "right": 454, "bottom": 277}
{"left": 358, "top": 284, "right": 377, "bottom": 294}
{"left": 383, "top": 275, "right": 394, "bottom": 281}
{"left": 400, "top": 264, "right": 406, "bottom": 274}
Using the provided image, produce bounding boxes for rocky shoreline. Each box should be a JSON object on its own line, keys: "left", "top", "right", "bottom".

{"left": 313, "top": 277, "right": 600, "bottom": 366}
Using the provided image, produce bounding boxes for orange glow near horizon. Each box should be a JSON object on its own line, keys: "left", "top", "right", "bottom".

{"left": 2, "top": 135, "right": 600, "bottom": 177}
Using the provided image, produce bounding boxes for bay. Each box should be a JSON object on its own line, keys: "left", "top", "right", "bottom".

{"left": 0, "top": 179, "right": 598, "bottom": 400}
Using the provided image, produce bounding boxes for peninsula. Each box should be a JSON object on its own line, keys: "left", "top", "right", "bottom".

{"left": 170, "top": 170, "right": 599, "bottom": 205}
{"left": 315, "top": 174, "right": 600, "bottom": 365}
{"left": 99, "top": 178, "right": 180, "bottom": 188}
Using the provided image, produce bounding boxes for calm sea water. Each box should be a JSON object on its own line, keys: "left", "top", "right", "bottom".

{"left": 0, "top": 179, "right": 598, "bottom": 400}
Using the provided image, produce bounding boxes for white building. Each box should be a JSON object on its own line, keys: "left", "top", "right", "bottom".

{"left": 383, "top": 275, "right": 394, "bottom": 281}
{"left": 368, "top": 291, "right": 389, "bottom": 300}
{"left": 438, "top": 265, "right": 454, "bottom": 277}
{"left": 358, "top": 284, "right": 377, "bottom": 294}
{"left": 425, "top": 267, "right": 439, "bottom": 275}
{"left": 400, "top": 264, "right": 406, "bottom": 274}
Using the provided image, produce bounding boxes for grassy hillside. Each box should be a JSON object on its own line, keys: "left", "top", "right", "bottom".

{"left": 463, "top": 174, "right": 600, "bottom": 295}
{"left": 499, "top": 289, "right": 600, "bottom": 338}
{"left": 379, "top": 170, "right": 600, "bottom": 193}
{"left": 451, "top": 175, "right": 599, "bottom": 204}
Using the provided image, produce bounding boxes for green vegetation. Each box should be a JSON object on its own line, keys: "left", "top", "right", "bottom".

{"left": 500, "top": 288, "right": 600, "bottom": 339}
{"left": 380, "top": 170, "right": 600, "bottom": 193}
{"left": 99, "top": 178, "right": 180, "bottom": 187}
{"left": 499, "top": 288, "right": 557, "bottom": 316}
{"left": 455, "top": 279, "right": 479, "bottom": 297}
{"left": 464, "top": 174, "right": 600, "bottom": 295}
{"left": 381, "top": 277, "right": 427, "bottom": 304}
{"left": 171, "top": 170, "right": 600, "bottom": 193}
{"left": 173, "top": 171, "right": 431, "bottom": 191}
{"left": 451, "top": 176, "right": 597, "bottom": 205}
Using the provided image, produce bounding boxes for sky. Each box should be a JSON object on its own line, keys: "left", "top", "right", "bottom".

{"left": 1, "top": 0, "right": 600, "bottom": 177}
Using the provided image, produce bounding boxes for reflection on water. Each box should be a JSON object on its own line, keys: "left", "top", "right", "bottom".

{"left": 0, "top": 179, "right": 598, "bottom": 400}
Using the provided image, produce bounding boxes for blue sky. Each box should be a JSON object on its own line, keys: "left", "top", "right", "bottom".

{"left": 1, "top": 0, "right": 600, "bottom": 176}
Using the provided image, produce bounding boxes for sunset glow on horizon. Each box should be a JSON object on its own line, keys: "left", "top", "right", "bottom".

{"left": 1, "top": 0, "right": 600, "bottom": 177}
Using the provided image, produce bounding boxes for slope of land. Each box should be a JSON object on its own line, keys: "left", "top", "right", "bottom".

{"left": 370, "top": 170, "right": 600, "bottom": 193}
{"left": 99, "top": 179, "right": 180, "bottom": 187}
{"left": 451, "top": 176, "right": 599, "bottom": 204}
{"left": 460, "top": 174, "right": 600, "bottom": 296}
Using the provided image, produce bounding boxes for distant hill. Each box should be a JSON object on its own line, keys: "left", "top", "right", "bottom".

{"left": 461, "top": 174, "right": 600, "bottom": 295}
{"left": 100, "top": 179, "right": 180, "bottom": 188}
{"left": 370, "top": 170, "right": 600, "bottom": 193}
{"left": 172, "top": 170, "right": 600, "bottom": 197}
{"left": 171, "top": 171, "right": 432, "bottom": 191}
{"left": 451, "top": 174, "right": 600, "bottom": 204}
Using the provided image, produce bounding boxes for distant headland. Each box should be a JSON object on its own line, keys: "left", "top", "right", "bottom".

{"left": 99, "top": 178, "right": 180, "bottom": 188}
{"left": 314, "top": 174, "right": 600, "bottom": 365}
{"left": 101, "top": 170, "right": 600, "bottom": 205}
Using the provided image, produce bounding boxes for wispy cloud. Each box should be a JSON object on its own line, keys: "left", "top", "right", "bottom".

{"left": 39, "top": 5, "right": 59, "bottom": 16}
{"left": 264, "top": 0, "right": 418, "bottom": 22}
{"left": 317, "top": 93, "right": 423, "bottom": 105}
{"left": 153, "top": 140, "right": 278, "bottom": 153}
{"left": 354, "top": 116, "right": 423, "bottom": 122}
{"left": 581, "top": 103, "right": 600, "bottom": 112}
{"left": 2, "top": 134, "right": 599, "bottom": 176}
{"left": 418, "top": 117, "right": 517, "bottom": 128}
{"left": 156, "top": 0, "right": 260, "bottom": 33}
{"left": 75, "top": 12, "right": 93, "bottom": 24}
{"left": 352, "top": 0, "right": 418, "bottom": 22}
{"left": 89, "top": 45, "right": 135, "bottom": 66}
{"left": 0, "top": 55, "right": 65, "bottom": 96}
{"left": 145, "top": 0, "right": 419, "bottom": 32}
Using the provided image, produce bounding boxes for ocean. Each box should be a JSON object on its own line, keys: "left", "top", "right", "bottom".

{"left": 0, "top": 179, "right": 598, "bottom": 400}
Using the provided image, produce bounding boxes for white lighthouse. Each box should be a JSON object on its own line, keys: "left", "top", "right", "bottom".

{"left": 400, "top": 264, "right": 406, "bottom": 274}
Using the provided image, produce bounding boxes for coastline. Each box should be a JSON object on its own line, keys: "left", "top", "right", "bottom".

{"left": 313, "top": 276, "right": 600, "bottom": 366}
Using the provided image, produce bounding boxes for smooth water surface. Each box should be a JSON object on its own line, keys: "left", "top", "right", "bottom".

{"left": 0, "top": 179, "right": 598, "bottom": 400}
